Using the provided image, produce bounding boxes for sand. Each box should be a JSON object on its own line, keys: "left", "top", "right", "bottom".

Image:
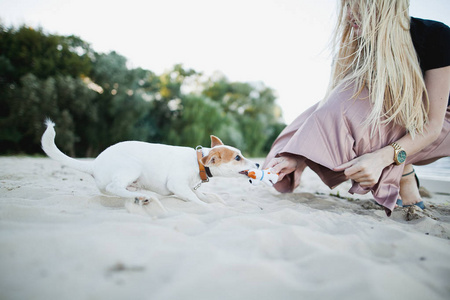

{"left": 1, "top": 156, "right": 450, "bottom": 300}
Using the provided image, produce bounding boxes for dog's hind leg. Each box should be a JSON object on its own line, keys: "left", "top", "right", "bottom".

{"left": 133, "top": 191, "right": 167, "bottom": 212}
{"left": 104, "top": 178, "right": 166, "bottom": 212}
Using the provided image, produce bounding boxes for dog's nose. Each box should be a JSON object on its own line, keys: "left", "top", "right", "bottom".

{"left": 256, "top": 163, "right": 260, "bottom": 169}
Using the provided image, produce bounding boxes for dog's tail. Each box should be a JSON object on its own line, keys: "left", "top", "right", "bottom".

{"left": 41, "top": 119, "right": 94, "bottom": 175}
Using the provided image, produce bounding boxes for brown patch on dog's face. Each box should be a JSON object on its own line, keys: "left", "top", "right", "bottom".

{"left": 201, "top": 147, "right": 235, "bottom": 167}
{"left": 201, "top": 140, "right": 259, "bottom": 177}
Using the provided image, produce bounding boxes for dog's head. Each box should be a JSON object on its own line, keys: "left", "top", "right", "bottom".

{"left": 201, "top": 136, "right": 259, "bottom": 177}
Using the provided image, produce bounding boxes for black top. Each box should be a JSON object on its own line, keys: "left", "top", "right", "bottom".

{"left": 410, "top": 17, "right": 450, "bottom": 105}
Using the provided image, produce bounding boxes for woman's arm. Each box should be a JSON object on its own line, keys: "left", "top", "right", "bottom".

{"left": 334, "top": 65, "right": 450, "bottom": 187}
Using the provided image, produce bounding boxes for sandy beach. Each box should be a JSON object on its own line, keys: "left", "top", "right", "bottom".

{"left": 1, "top": 156, "right": 449, "bottom": 300}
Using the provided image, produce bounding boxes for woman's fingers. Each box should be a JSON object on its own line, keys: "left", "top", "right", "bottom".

{"left": 268, "top": 157, "right": 298, "bottom": 180}
{"left": 277, "top": 172, "right": 287, "bottom": 181}
{"left": 269, "top": 159, "right": 286, "bottom": 174}
{"left": 335, "top": 153, "right": 384, "bottom": 188}
{"left": 347, "top": 169, "right": 378, "bottom": 187}
{"left": 333, "top": 160, "right": 354, "bottom": 172}
{"left": 267, "top": 158, "right": 279, "bottom": 169}
{"left": 334, "top": 159, "right": 363, "bottom": 177}
{"left": 334, "top": 159, "right": 377, "bottom": 187}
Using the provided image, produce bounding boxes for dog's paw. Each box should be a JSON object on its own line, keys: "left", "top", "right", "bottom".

{"left": 134, "top": 197, "right": 150, "bottom": 206}
{"left": 134, "top": 196, "right": 168, "bottom": 213}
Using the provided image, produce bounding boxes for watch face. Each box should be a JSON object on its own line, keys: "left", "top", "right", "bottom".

{"left": 397, "top": 150, "right": 407, "bottom": 164}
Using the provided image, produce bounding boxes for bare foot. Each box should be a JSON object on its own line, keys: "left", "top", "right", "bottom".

{"left": 398, "top": 165, "right": 422, "bottom": 206}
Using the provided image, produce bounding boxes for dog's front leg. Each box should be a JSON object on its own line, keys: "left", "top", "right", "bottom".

{"left": 174, "top": 189, "right": 209, "bottom": 206}
{"left": 194, "top": 190, "right": 226, "bottom": 205}
{"left": 166, "top": 181, "right": 209, "bottom": 206}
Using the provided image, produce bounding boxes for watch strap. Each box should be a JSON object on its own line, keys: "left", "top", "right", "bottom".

{"left": 390, "top": 142, "right": 402, "bottom": 151}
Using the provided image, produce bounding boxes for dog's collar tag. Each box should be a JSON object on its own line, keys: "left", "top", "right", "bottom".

{"left": 194, "top": 146, "right": 211, "bottom": 190}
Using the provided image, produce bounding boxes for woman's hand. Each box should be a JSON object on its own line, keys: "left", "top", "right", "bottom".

{"left": 266, "top": 156, "right": 299, "bottom": 181}
{"left": 333, "top": 147, "right": 394, "bottom": 188}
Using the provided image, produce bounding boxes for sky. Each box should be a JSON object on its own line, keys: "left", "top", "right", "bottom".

{"left": 1, "top": 0, "right": 449, "bottom": 123}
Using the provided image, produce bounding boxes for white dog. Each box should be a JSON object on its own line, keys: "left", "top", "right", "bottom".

{"left": 41, "top": 120, "right": 259, "bottom": 210}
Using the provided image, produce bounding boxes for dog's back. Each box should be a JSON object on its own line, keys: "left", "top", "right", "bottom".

{"left": 92, "top": 141, "right": 199, "bottom": 195}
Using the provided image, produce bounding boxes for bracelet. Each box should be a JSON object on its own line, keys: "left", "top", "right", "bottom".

{"left": 401, "top": 170, "right": 415, "bottom": 177}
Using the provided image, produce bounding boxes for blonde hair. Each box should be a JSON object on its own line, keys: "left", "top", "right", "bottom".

{"left": 325, "top": 0, "right": 428, "bottom": 137}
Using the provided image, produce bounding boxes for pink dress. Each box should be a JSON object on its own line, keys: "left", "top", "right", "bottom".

{"left": 263, "top": 83, "right": 450, "bottom": 216}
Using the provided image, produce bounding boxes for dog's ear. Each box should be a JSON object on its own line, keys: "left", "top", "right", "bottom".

{"left": 201, "top": 152, "right": 221, "bottom": 167}
{"left": 210, "top": 135, "right": 224, "bottom": 148}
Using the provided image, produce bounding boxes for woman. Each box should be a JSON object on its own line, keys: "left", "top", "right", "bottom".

{"left": 264, "top": 0, "right": 450, "bottom": 216}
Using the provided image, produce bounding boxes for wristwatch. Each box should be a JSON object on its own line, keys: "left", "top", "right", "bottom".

{"left": 390, "top": 142, "right": 407, "bottom": 165}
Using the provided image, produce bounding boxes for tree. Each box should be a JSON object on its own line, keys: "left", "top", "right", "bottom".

{"left": 202, "top": 75, "right": 284, "bottom": 156}
{"left": 0, "top": 26, "right": 91, "bottom": 82}
{"left": 166, "top": 94, "right": 230, "bottom": 147}
{"left": 0, "top": 25, "right": 94, "bottom": 154}
{"left": 0, "top": 24, "right": 285, "bottom": 157}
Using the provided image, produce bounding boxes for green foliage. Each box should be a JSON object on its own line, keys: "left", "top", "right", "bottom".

{"left": 166, "top": 94, "right": 230, "bottom": 147}
{"left": 0, "top": 26, "right": 91, "bottom": 82}
{"left": 0, "top": 24, "right": 285, "bottom": 157}
{"left": 202, "top": 75, "right": 283, "bottom": 155}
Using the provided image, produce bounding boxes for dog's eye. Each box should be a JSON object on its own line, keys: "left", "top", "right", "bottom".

{"left": 235, "top": 155, "right": 241, "bottom": 161}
